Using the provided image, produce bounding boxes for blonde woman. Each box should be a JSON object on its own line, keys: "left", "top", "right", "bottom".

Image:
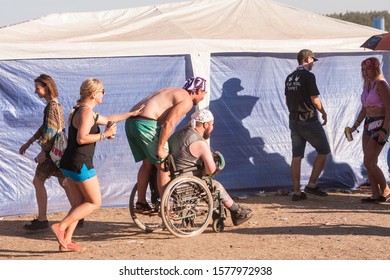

{"left": 350, "top": 57, "right": 390, "bottom": 203}
{"left": 51, "top": 78, "right": 143, "bottom": 252}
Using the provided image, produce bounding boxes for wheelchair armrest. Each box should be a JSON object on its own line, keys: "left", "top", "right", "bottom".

{"left": 164, "top": 154, "right": 177, "bottom": 173}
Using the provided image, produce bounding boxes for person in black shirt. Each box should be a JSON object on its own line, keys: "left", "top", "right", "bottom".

{"left": 284, "top": 49, "right": 330, "bottom": 201}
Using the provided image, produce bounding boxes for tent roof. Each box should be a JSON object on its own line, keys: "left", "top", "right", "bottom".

{"left": 0, "top": 0, "right": 381, "bottom": 59}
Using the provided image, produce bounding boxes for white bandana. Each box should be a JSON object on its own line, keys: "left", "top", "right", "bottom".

{"left": 191, "top": 109, "right": 214, "bottom": 127}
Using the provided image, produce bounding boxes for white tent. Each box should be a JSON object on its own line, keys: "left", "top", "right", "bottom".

{"left": 0, "top": 0, "right": 382, "bottom": 58}
{"left": 1, "top": 0, "right": 389, "bottom": 216}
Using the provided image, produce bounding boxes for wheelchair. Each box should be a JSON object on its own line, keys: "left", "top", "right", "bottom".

{"left": 129, "top": 151, "right": 226, "bottom": 238}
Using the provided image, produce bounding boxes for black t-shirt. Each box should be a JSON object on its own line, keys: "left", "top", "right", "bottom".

{"left": 285, "top": 67, "right": 320, "bottom": 121}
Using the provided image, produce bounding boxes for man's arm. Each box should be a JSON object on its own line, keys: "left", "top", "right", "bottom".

{"left": 157, "top": 99, "right": 193, "bottom": 159}
{"left": 189, "top": 140, "right": 216, "bottom": 176}
{"left": 311, "top": 95, "right": 327, "bottom": 126}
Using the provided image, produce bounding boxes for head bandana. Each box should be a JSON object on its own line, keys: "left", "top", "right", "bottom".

{"left": 183, "top": 76, "right": 206, "bottom": 93}
{"left": 361, "top": 58, "right": 379, "bottom": 68}
{"left": 190, "top": 109, "right": 214, "bottom": 128}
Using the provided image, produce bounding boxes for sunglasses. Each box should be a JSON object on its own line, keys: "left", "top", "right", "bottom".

{"left": 98, "top": 89, "right": 105, "bottom": 95}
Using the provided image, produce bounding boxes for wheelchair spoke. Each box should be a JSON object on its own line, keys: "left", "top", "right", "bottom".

{"left": 129, "top": 183, "right": 164, "bottom": 233}
{"left": 161, "top": 176, "right": 213, "bottom": 238}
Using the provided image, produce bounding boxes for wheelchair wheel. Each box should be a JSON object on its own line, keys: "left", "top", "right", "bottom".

{"left": 160, "top": 176, "right": 213, "bottom": 238}
{"left": 129, "top": 183, "right": 163, "bottom": 233}
{"left": 212, "top": 217, "right": 225, "bottom": 233}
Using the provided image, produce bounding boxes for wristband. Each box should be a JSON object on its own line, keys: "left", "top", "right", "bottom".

{"left": 351, "top": 126, "right": 360, "bottom": 133}
{"left": 354, "top": 120, "right": 361, "bottom": 126}
{"left": 100, "top": 133, "right": 106, "bottom": 140}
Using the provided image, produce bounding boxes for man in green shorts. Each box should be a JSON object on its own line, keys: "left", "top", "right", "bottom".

{"left": 125, "top": 77, "right": 207, "bottom": 213}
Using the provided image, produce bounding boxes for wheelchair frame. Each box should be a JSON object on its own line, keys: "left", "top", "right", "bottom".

{"left": 129, "top": 155, "right": 226, "bottom": 238}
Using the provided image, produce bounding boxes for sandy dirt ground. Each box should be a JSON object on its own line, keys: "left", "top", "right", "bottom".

{"left": 1, "top": 188, "right": 389, "bottom": 260}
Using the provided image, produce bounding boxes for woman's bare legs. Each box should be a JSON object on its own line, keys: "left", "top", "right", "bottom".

{"left": 55, "top": 176, "right": 101, "bottom": 246}
{"left": 363, "top": 136, "right": 390, "bottom": 198}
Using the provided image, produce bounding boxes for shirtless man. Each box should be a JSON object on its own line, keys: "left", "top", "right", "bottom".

{"left": 125, "top": 77, "right": 207, "bottom": 212}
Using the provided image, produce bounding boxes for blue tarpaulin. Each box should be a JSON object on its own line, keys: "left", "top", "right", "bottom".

{"left": 0, "top": 0, "right": 388, "bottom": 217}
{"left": 2, "top": 52, "right": 390, "bottom": 217}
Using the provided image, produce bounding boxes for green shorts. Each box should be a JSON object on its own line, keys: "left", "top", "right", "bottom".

{"left": 125, "top": 118, "right": 168, "bottom": 164}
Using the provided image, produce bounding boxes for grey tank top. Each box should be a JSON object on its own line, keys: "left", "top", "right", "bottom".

{"left": 168, "top": 126, "right": 205, "bottom": 177}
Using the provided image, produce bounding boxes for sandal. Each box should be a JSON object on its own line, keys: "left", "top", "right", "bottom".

{"left": 59, "top": 241, "right": 86, "bottom": 253}
{"left": 135, "top": 202, "right": 158, "bottom": 215}
{"left": 376, "top": 193, "right": 390, "bottom": 203}
{"left": 51, "top": 223, "right": 67, "bottom": 248}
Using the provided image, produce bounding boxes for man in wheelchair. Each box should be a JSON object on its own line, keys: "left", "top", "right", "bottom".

{"left": 168, "top": 108, "right": 253, "bottom": 226}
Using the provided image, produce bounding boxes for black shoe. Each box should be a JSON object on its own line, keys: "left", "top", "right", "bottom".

{"left": 361, "top": 196, "right": 379, "bottom": 203}
{"left": 231, "top": 205, "right": 253, "bottom": 226}
{"left": 23, "top": 219, "right": 49, "bottom": 231}
{"left": 304, "top": 186, "right": 328, "bottom": 196}
{"left": 292, "top": 192, "right": 307, "bottom": 201}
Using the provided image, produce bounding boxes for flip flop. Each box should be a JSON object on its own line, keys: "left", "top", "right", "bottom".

{"left": 59, "top": 241, "right": 86, "bottom": 253}
{"left": 51, "top": 223, "right": 67, "bottom": 248}
{"left": 376, "top": 193, "right": 390, "bottom": 203}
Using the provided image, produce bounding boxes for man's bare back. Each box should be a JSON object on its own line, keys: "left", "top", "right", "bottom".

{"left": 131, "top": 88, "right": 194, "bottom": 125}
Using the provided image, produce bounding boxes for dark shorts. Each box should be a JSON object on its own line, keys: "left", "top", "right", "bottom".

{"left": 363, "top": 116, "right": 385, "bottom": 136}
{"left": 35, "top": 158, "right": 65, "bottom": 181}
{"left": 61, "top": 164, "right": 96, "bottom": 183}
{"left": 289, "top": 119, "right": 331, "bottom": 158}
{"left": 363, "top": 116, "right": 389, "bottom": 145}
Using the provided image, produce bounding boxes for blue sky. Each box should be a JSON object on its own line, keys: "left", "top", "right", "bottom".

{"left": 1, "top": 0, "right": 389, "bottom": 28}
